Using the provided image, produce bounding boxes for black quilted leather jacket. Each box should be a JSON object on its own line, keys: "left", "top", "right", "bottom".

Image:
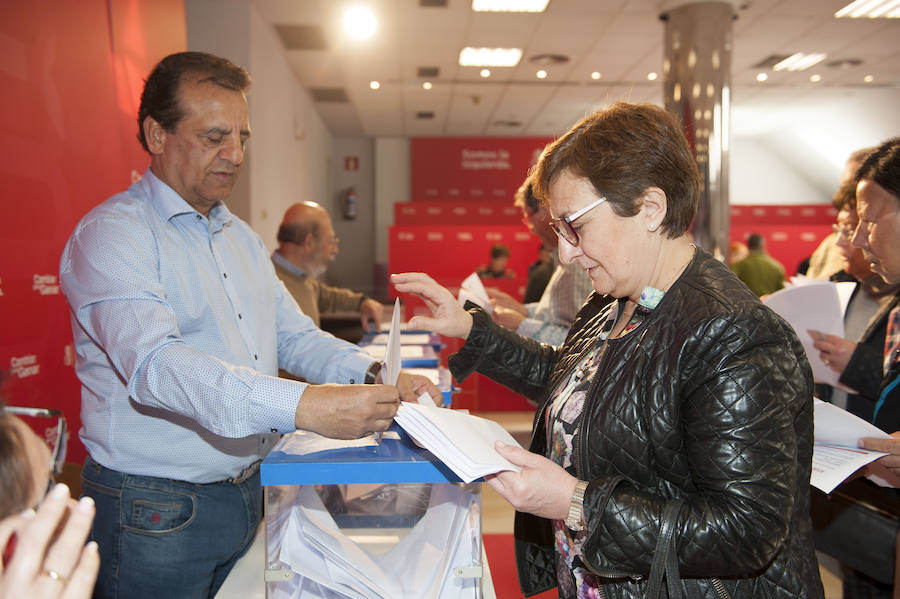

{"left": 450, "top": 249, "right": 825, "bottom": 598}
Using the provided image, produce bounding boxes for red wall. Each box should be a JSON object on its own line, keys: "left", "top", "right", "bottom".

{"left": 0, "top": 1, "right": 186, "bottom": 463}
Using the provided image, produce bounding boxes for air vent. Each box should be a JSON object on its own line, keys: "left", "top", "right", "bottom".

{"left": 275, "top": 24, "right": 328, "bottom": 50}
{"left": 418, "top": 66, "right": 440, "bottom": 78}
{"left": 420, "top": 0, "right": 448, "bottom": 6}
{"left": 416, "top": 111, "right": 435, "bottom": 119}
{"left": 752, "top": 54, "right": 791, "bottom": 69}
{"left": 528, "top": 53, "right": 569, "bottom": 66}
{"left": 310, "top": 88, "right": 349, "bottom": 103}
{"left": 825, "top": 58, "right": 863, "bottom": 68}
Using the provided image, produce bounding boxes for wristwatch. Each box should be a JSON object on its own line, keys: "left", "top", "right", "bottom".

{"left": 565, "top": 480, "right": 589, "bottom": 531}
{"left": 364, "top": 361, "right": 383, "bottom": 384}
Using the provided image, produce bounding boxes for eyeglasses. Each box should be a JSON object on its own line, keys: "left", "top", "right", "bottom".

{"left": 832, "top": 223, "right": 856, "bottom": 240}
{"left": 2, "top": 406, "right": 68, "bottom": 476}
{"left": 548, "top": 196, "right": 608, "bottom": 246}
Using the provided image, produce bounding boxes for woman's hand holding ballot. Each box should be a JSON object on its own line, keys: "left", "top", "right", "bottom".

{"left": 390, "top": 273, "right": 473, "bottom": 340}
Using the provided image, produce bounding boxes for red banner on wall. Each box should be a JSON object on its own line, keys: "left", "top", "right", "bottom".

{"left": 411, "top": 137, "right": 554, "bottom": 203}
{"left": 0, "top": 0, "right": 186, "bottom": 463}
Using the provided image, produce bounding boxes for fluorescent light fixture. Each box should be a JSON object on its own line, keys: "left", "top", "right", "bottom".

{"left": 835, "top": 0, "right": 900, "bottom": 18}
{"left": 459, "top": 47, "right": 523, "bottom": 67}
{"left": 756, "top": 72, "right": 768, "bottom": 82}
{"left": 647, "top": 72, "right": 658, "bottom": 81}
{"left": 423, "top": 81, "right": 433, "bottom": 90}
{"left": 369, "top": 80, "right": 381, "bottom": 90}
{"left": 772, "top": 52, "right": 827, "bottom": 71}
{"left": 480, "top": 69, "right": 491, "bottom": 77}
{"left": 591, "top": 71, "right": 602, "bottom": 80}
{"left": 536, "top": 69, "right": 547, "bottom": 79}
{"left": 472, "top": 0, "right": 549, "bottom": 12}
{"left": 344, "top": 6, "right": 377, "bottom": 40}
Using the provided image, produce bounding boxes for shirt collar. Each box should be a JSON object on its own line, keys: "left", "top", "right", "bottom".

{"left": 272, "top": 250, "right": 307, "bottom": 278}
{"left": 139, "top": 168, "right": 233, "bottom": 230}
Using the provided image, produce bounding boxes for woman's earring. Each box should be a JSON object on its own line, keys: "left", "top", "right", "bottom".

{"left": 649, "top": 224, "right": 657, "bottom": 231}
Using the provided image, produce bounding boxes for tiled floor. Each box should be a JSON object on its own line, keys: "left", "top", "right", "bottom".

{"left": 477, "top": 410, "right": 844, "bottom": 599}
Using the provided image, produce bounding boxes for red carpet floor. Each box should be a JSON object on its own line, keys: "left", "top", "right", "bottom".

{"left": 483, "top": 534, "right": 557, "bottom": 598}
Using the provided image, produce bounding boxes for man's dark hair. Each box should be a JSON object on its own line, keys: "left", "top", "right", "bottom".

{"left": 137, "top": 51, "right": 251, "bottom": 153}
{"left": 856, "top": 137, "right": 900, "bottom": 201}
{"left": 0, "top": 411, "right": 34, "bottom": 519}
{"left": 490, "top": 244, "right": 510, "bottom": 260}
{"left": 523, "top": 182, "right": 540, "bottom": 214}
{"left": 746, "top": 233, "right": 764, "bottom": 251}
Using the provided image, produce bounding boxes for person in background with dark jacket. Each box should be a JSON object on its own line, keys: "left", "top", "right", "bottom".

{"left": 854, "top": 137, "right": 900, "bottom": 473}
{"left": 393, "top": 103, "right": 823, "bottom": 598}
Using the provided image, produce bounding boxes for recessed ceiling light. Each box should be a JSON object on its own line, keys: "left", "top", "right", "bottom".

{"left": 343, "top": 6, "right": 377, "bottom": 40}
{"left": 756, "top": 72, "right": 768, "bottom": 82}
{"left": 773, "top": 52, "right": 827, "bottom": 71}
{"left": 591, "top": 71, "right": 602, "bottom": 80}
{"left": 810, "top": 74, "right": 822, "bottom": 82}
{"left": 472, "top": 0, "right": 549, "bottom": 12}
{"left": 423, "top": 81, "right": 433, "bottom": 90}
{"left": 835, "top": 0, "right": 900, "bottom": 18}
{"left": 536, "top": 69, "right": 548, "bottom": 79}
{"left": 459, "top": 47, "right": 523, "bottom": 67}
{"left": 369, "top": 80, "right": 381, "bottom": 90}
{"left": 864, "top": 74, "right": 875, "bottom": 82}
{"left": 647, "top": 72, "right": 658, "bottom": 81}
{"left": 480, "top": 69, "right": 491, "bottom": 78}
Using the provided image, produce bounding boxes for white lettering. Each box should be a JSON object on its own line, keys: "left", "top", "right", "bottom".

{"left": 32, "top": 273, "right": 60, "bottom": 295}
{"left": 10, "top": 354, "right": 40, "bottom": 378}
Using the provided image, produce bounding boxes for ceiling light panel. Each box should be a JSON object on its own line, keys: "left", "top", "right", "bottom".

{"left": 472, "top": 0, "right": 549, "bottom": 12}
{"left": 772, "top": 53, "right": 827, "bottom": 71}
{"left": 835, "top": 0, "right": 900, "bottom": 18}
{"left": 458, "top": 47, "right": 523, "bottom": 67}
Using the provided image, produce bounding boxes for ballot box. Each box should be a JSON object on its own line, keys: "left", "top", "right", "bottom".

{"left": 261, "top": 427, "right": 484, "bottom": 598}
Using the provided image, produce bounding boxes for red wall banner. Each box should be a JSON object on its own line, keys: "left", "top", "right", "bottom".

{"left": 0, "top": 1, "right": 186, "bottom": 463}
{"left": 410, "top": 137, "right": 554, "bottom": 203}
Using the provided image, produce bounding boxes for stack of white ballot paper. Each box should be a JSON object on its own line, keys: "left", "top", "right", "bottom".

{"left": 268, "top": 484, "right": 481, "bottom": 598}
{"left": 393, "top": 403, "right": 522, "bottom": 483}
{"left": 457, "top": 272, "right": 492, "bottom": 313}
{"left": 811, "top": 399, "right": 897, "bottom": 493}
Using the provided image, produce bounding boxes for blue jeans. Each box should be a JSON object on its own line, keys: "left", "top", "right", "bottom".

{"left": 81, "top": 456, "right": 262, "bottom": 599}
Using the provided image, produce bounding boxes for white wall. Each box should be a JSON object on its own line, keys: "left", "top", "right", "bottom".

{"left": 729, "top": 137, "right": 830, "bottom": 206}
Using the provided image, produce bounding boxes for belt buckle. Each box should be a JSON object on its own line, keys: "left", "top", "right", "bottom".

{"left": 229, "top": 459, "right": 261, "bottom": 484}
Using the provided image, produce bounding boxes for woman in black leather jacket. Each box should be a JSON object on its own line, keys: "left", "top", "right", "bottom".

{"left": 392, "top": 103, "right": 824, "bottom": 598}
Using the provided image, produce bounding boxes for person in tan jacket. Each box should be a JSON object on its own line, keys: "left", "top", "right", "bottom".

{"left": 273, "top": 202, "right": 382, "bottom": 331}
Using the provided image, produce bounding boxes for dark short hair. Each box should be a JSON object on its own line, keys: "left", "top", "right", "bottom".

{"left": 277, "top": 221, "right": 320, "bottom": 245}
{"left": 532, "top": 102, "right": 700, "bottom": 238}
{"left": 832, "top": 178, "right": 858, "bottom": 212}
{"left": 856, "top": 137, "right": 900, "bottom": 201}
{"left": 137, "top": 51, "right": 251, "bottom": 153}
{"left": 490, "top": 243, "right": 510, "bottom": 260}
{"left": 746, "top": 233, "right": 764, "bottom": 251}
{"left": 0, "top": 413, "right": 34, "bottom": 519}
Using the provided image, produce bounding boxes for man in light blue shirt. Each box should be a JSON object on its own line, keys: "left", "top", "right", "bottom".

{"left": 59, "top": 51, "right": 436, "bottom": 599}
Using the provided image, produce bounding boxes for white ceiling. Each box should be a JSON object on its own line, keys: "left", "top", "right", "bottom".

{"left": 252, "top": 0, "right": 900, "bottom": 146}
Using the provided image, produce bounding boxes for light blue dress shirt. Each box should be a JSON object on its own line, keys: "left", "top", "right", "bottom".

{"left": 59, "top": 169, "right": 373, "bottom": 483}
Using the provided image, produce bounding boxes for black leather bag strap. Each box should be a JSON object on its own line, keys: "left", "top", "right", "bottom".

{"left": 646, "top": 499, "right": 685, "bottom": 599}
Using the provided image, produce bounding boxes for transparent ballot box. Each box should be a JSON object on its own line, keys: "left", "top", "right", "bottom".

{"left": 261, "top": 426, "right": 483, "bottom": 598}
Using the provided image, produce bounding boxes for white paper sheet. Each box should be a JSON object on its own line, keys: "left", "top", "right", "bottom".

{"left": 811, "top": 399, "right": 891, "bottom": 493}
{"left": 382, "top": 299, "right": 402, "bottom": 387}
{"left": 394, "top": 403, "right": 522, "bottom": 483}
{"left": 457, "top": 272, "right": 493, "bottom": 313}
{"left": 763, "top": 281, "right": 844, "bottom": 385}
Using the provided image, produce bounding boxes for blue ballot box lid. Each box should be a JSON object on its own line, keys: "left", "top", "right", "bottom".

{"left": 261, "top": 424, "right": 467, "bottom": 486}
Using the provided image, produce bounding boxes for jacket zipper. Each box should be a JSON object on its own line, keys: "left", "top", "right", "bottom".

{"left": 710, "top": 577, "right": 731, "bottom": 599}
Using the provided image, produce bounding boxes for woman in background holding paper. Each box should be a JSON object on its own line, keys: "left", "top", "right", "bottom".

{"left": 809, "top": 176, "right": 900, "bottom": 422}
{"left": 393, "top": 103, "right": 822, "bottom": 599}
